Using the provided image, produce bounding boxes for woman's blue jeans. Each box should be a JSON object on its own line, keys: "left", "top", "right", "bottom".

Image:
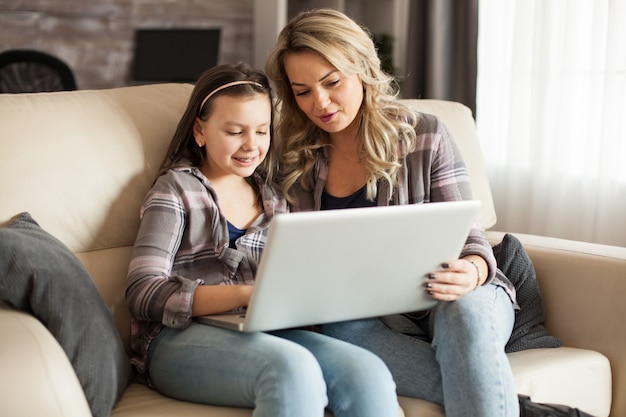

{"left": 147, "top": 322, "right": 399, "bottom": 417}
{"left": 321, "top": 283, "right": 518, "bottom": 417}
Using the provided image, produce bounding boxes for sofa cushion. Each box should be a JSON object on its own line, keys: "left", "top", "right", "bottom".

{"left": 397, "top": 347, "right": 611, "bottom": 417}
{"left": 493, "top": 233, "right": 562, "bottom": 353}
{"left": 112, "top": 383, "right": 352, "bottom": 417}
{"left": 509, "top": 347, "right": 612, "bottom": 417}
{"left": 0, "top": 212, "right": 132, "bottom": 417}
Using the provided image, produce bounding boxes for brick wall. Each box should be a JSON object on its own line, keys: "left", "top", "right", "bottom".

{"left": 0, "top": 0, "right": 254, "bottom": 90}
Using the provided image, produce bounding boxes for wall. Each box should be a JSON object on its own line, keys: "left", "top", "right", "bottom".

{"left": 0, "top": 0, "right": 254, "bottom": 90}
{"left": 252, "top": 0, "right": 408, "bottom": 76}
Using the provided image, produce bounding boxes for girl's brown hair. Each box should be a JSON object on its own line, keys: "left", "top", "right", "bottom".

{"left": 160, "top": 63, "right": 277, "bottom": 185}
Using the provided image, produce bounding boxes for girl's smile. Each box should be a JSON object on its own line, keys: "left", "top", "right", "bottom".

{"left": 193, "top": 93, "right": 271, "bottom": 182}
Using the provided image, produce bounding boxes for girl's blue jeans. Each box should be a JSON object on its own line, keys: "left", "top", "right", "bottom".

{"left": 147, "top": 322, "right": 399, "bottom": 417}
{"left": 321, "top": 283, "right": 519, "bottom": 417}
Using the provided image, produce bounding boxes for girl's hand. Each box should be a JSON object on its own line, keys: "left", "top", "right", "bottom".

{"left": 424, "top": 256, "right": 485, "bottom": 301}
{"left": 192, "top": 284, "right": 254, "bottom": 316}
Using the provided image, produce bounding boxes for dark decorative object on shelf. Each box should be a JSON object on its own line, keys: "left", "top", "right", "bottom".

{"left": 0, "top": 49, "right": 77, "bottom": 93}
{"left": 374, "top": 33, "right": 395, "bottom": 76}
{"left": 374, "top": 33, "right": 403, "bottom": 94}
{"left": 132, "top": 28, "right": 220, "bottom": 83}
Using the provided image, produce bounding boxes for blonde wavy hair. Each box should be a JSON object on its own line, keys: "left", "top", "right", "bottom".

{"left": 265, "top": 8, "right": 418, "bottom": 203}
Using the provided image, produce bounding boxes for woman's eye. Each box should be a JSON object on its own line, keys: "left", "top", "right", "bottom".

{"left": 257, "top": 131, "right": 268, "bottom": 136}
{"left": 326, "top": 79, "right": 340, "bottom": 87}
{"left": 228, "top": 131, "right": 243, "bottom": 136}
{"left": 294, "top": 90, "right": 310, "bottom": 97}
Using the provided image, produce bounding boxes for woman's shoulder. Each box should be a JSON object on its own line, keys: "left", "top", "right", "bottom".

{"left": 388, "top": 105, "right": 449, "bottom": 148}
{"left": 410, "top": 110, "right": 447, "bottom": 135}
{"left": 403, "top": 109, "right": 456, "bottom": 153}
{"left": 400, "top": 109, "right": 460, "bottom": 162}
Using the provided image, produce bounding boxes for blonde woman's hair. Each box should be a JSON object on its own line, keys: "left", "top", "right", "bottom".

{"left": 265, "top": 8, "right": 418, "bottom": 203}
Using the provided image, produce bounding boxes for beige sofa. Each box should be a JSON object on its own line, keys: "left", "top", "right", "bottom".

{"left": 0, "top": 83, "right": 624, "bottom": 417}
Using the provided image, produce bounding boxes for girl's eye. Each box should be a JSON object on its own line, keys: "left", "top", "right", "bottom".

{"left": 228, "top": 131, "right": 243, "bottom": 136}
{"left": 326, "top": 79, "right": 340, "bottom": 87}
{"left": 294, "top": 90, "right": 310, "bottom": 97}
{"left": 257, "top": 131, "right": 268, "bottom": 136}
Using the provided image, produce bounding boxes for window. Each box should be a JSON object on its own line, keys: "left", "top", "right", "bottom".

{"left": 476, "top": 0, "right": 626, "bottom": 246}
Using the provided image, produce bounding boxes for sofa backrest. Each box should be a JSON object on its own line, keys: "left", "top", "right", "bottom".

{"left": 402, "top": 99, "right": 496, "bottom": 229}
{"left": 0, "top": 84, "right": 193, "bottom": 339}
{"left": 0, "top": 84, "right": 496, "bottom": 346}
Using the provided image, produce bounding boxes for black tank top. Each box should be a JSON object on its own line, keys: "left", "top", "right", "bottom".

{"left": 321, "top": 185, "right": 376, "bottom": 210}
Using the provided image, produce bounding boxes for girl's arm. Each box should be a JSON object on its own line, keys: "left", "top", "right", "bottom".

{"left": 191, "top": 285, "right": 253, "bottom": 316}
{"left": 126, "top": 172, "right": 247, "bottom": 328}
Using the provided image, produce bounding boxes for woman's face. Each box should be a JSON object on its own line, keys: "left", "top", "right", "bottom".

{"left": 283, "top": 51, "right": 363, "bottom": 138}
{"left": 193, "top": 93, "right": 271, "bottom": 181}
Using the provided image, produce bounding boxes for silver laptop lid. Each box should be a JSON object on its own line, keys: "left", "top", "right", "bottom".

{"left": 238, "top": 200, "right": 480, "bottom": 332}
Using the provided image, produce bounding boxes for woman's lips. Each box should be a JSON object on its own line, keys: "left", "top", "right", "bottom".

{"left": 319, "top": 111, "right": 337, "bottom": 123}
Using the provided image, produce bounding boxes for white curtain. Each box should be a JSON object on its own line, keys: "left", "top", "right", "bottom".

{"left": 476, "top": 0, "right": 626, "bottom": 247}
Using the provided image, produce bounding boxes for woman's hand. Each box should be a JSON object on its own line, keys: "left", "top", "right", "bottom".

{"left": 424, "top": 256, "right": 486, "bottom": 301}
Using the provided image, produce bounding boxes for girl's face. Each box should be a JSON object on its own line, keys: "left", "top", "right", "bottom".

{"left": 193, "top": 93, "right": 271, "bottom": 181}
{"left": 283, "top": 51, "right": 363, "bottom": 138}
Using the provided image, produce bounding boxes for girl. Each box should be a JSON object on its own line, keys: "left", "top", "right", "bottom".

{"left": 125, "top": 63, "right": 399, "bottom": 417}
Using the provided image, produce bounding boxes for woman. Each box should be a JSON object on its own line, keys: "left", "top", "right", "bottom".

{"left": 125, "top": 62, "right": 399, "bottom": 417}
{"left": 265, "top": 9, "right": 519, "bottom": 417}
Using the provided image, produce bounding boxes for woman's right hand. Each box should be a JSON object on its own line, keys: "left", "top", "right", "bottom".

{"left": 424, "top": 257, "right": 485, "bottom": 302}
{"left": 191, "top": 284, "right": 254, "bottom": 316}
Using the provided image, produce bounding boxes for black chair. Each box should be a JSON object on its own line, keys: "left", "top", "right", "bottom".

{"left": 0, "top": 49, "right": 77, "bottom": 93}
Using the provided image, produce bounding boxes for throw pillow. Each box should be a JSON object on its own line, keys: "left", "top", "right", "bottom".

{"left": 492, "top": 233, "right": 562, "bottom": 353}
{"left": 0, "top": 212, "right": 131, "bottom": 417}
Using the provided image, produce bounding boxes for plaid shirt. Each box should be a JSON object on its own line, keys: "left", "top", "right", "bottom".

{"left": 292, "top": 111, "right": 516, "bottom": 303}
{"left": 125, "top": 167, "right": 287, "bottom": 374}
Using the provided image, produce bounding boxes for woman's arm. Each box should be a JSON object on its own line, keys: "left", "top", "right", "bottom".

{"left": 410, "top": 114, "right": 495, "bottom": 299}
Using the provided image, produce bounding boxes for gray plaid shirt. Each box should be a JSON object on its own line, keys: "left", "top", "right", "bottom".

{"left": 126, "top": 167, "right": 287, "bottom": 373}
{"left": 291, "top": 111, "right": 516, "bottom": 303}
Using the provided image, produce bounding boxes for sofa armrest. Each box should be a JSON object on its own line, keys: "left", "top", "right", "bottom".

{"left": 486, "top": 231, "right": 626, "bottom": 416}
{"left": 0, "top": 304, "right": 92, "bottom": 417}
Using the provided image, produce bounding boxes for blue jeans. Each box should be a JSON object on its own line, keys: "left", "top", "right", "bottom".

{"left": 321, "top": 284, "right": 518, "bottom": 417}
{"left": 147, "top": 322, "right": 398, "bottom": 417}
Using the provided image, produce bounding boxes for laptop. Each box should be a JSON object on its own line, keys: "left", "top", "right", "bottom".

{"left": 196, "top": 200, "right": 481, "bottom": 332}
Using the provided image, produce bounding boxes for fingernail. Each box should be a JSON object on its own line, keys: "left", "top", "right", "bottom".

{"left": 425, "top": 283, "right": 433, "bottom": 289}
{"left": 442, "top": 262, "right": 450, "bottom": 269}
{"left": 428, "top": 273, "right": 436, "bottom": 280}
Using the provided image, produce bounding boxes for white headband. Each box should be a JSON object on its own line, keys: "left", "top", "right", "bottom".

{"left": 198, "top": 80, "right": 264, "bottom": 115}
